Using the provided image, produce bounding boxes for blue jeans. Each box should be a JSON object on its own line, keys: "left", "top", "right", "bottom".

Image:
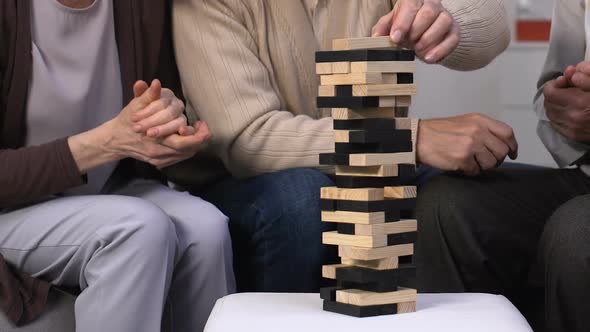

{"left": 199, "top": 166, "right": 439, "bottom": 292}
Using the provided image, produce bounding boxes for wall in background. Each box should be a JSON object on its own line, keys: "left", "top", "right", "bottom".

{"left": 410, "top": 0, "right": 556, "bottom": 167}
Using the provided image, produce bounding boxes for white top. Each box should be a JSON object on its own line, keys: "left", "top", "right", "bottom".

{"left": 26, "top": 0, "right": 122, "bottom": 195}
{"left": 204, "top": 293, "right": 533, "bottom": 332}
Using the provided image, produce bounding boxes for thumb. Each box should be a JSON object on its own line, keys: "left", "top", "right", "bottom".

{"left": 135, "top": 79, "right": 162, "bottom": 106}
{"left": 553, "top": 76, "right": 569, "bottom": 89}
{"left": 372, "top": 10, "right": 394, "bottom": 37}
{"left": 133, "top": 80, "right": 149, "bottom": 98}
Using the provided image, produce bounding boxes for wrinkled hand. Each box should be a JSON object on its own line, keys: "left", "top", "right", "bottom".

{"left": 417, "top": 113, "right": 518, "bottom": 176}
{"left": 544, "top": 76, "right": 590, "bottom": 143}
{"left": 130, "top": 80, "right": 194, "bottom": 138}
{"left": 372, "top": 0, "right": 460, "bottom": 63}
{"left": 103, "top": 80, "right": 210, "bottom": 168}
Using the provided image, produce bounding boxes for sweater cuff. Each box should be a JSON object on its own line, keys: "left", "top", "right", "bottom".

{"left": 440, "top": 0, "right": 510, "bottom": 71}
{"left": 54, "top": 138, "right": 87, "bottom": 187}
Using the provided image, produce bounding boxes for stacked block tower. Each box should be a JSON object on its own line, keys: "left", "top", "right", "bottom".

{"left": 317, "top": 36, "right": 419, "bottom": 317}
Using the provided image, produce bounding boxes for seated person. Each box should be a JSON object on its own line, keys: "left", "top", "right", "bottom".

{"left": 170, "top": 0, "right": 515, "bottom": 292}
{"left": 0, "top": 0, "right": 234, "bottom": 331}
{"left": 417, "top": 1, "right": 590, "bottom": 331}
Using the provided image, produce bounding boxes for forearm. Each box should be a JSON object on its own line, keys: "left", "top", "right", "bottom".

{"left": 440, "top": 0, "right": 510, "bottom": 71}
{"left": 67, "top": 121, "right": 122, "bottom": 174}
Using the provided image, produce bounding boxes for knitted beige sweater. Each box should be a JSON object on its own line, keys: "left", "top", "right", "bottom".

{"left": 169, "top": 0, "right": 510, "bottom": 186}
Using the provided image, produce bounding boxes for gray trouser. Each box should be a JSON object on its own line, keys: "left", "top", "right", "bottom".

{"left": 0, "top": 179, "right": 235, "bottom": 332}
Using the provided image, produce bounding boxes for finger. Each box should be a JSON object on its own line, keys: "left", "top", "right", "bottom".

{"left": 134, "top": 79, "right": 162, "bottom": 107}
{"left": 414, "top": 11, "right": 453, "bottom": 57}
{"left": 553, "top": 76, "right": 570, "bottom": 89}
{"left": 576, "top": 61, "right": 590, "bottom": 76}
{"left": 564, "top": 66, "right": 577, "bottom": 84}
{"left": 571, "top": 72, "right": 590, "bottom": 91}
{"left": 179, "top": 125, "right": 197, "bottom": 136}
{"left": 408, "top": 2, "right": 442, "bottom": 44}
{"left": 161, "top": 122, "right": 211, "bottom": 151}
{"left": 543, "top": 80, "right": 574, "bottom": 106}
{"left": 134, "top": 103, "right": 180, "bottom": 133}
{"left": 372, "top": 10, "right": 395, "bottom": 37}
{"left": 133, "top": 80, "right": 149, "bottom": 98}
{"left": 544, "top": 99, "right": 569, "bottom": 124}
{"left": 421, "top": 21, "right": 459, "bottom": 63}
{"left": 131, "top": 98, "right": 173, "bottom": 123}
{"left": 390, "top": 0, "right": 423, "bottom": 43}
{"left": 485, "top": 118, "right": 518, "bottom": 159}
{"left": 474, "top": 146, "right": 499, "bottom": 171}
{"left": 461, "top": 156, "right": 481, "bottom": 176}
{"left": 147, "top": 115, "right": 188, "bottom": 138}
{"left": 483, "top": 134, "right": 510, "bottom": 162}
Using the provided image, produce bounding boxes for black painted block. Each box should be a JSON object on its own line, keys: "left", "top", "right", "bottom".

{"left": 334, "top": 142, "right": 412, "bottom": 154}
{"left": 323, "top": 300, "right": 398, "bottom": 317}
{"left": 321, "top": 198, "right": 416, "bottom": 213}
{"left": 343, "top": 130, "right": 412, "bottom": 144}
{"left": 315, "top": 49, "right": 415, "bottom": 63}
{"left": 335, "top": 265, "right": 415, "bottom": 284}
{"left": 338, "top": 280, "right": 398, "bottom": 293}
{"left": 320, "top": 286, "right": 341, "bottom": 301}
{"left": 333, "top": 175, "right": 412, "bottom": 188}
{"left": 397, "top": 73, "right": 414, "bottom": 84}
{"left": 317, "top": 96, "right": 382, "bottom": 108}
{"left": 387, "top": 232, "right": 418, "bottom": 245}
{"left": 333, "top": 119, "right": 398, "bottom": 131}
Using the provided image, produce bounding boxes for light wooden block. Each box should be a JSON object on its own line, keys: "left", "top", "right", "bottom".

{"left": 332, "top": 36, "right": 399, "bottom": 51}
{"left": 316, "top": 63, "right": 334, "bottom": 75}
{"left": 351, "top": 61, "right": 416, "bottom": 73}
{"left": 384, "top": 186, "right": 417, "bottom": 199}
{"left": 336, "top": 288, "right": 417, "bottom": 306}
{"left": 341, "top": 257, "right": 399, "bottom": 270}
{"left": 332, "top": 62, "right": 351, "bottom": 74}
{"left": 332, "top": 108, "right": 395, "bottom": 120}
{"left": 323, "top": 231, "right": 387, "bottom": 248}
{"left": 353, "top": 219, "right": 418, "bottom": 236}
{"left": 321, "top": 211, "right": 385, "bottom": 225}
{"left": 338, "top": 243, "right": 414, "bottom": 260}
{"left": 397, "top": 301, "right": 417, "bottom": 313}
{"left": 335, "top": 165, "right": 400, "bottom": 178}
{"left": 320, "top": 73, "right": 395, "bottom": 86}
{"left": 321, "top": 187, "right": 384, "bottom": 201}
{"left": 322, "top": 264, "right": 348, "bottom": 279}
{"left": 318, "top": 85, "right": 337, "bottom": 97}
{"left": 352, "top": 84, "right": 417, "bottom": 97}
{"left": 348, "top": 152, "right": 416, "bottom": 166}
{"left": 397, "top": 96, "right": 412, "bottom": 107}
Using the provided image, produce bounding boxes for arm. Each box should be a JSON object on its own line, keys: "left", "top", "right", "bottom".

{"left": 173, "top": 0, "right": 334, "bottom": 178}
{"left": 533, "top": 0, "right": 589, "bottom": 167}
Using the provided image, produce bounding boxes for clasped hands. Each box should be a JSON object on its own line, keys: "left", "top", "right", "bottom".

{"left": 106, "top": 79, "right": 210, "bottom": 169}
{"left": 544, "top": 62, "right": 590, "bottom": 144}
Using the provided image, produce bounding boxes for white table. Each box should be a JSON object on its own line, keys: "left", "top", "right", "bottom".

{"left": 205, "top": 293, "right": 533, "bottom": 332}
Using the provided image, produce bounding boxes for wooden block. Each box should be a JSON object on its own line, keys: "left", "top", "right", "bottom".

{"left": 323, "top": 300, "right": 397, "bottom": 317}
{"left": 397, "top": 301, "right": 417, "bottom": 313}
{"left": 331, "top": 107, "right": 409, "bottom": 120}
{"left": 335, "top": 165, "right": 400, "bottom": 177}
{"left": 332, "top": 61, "right": 351, "bottom": 74}
{"left": 341, "top": 257, "right": 399, "bottom": 270}
{"left": 384, "top": 186, "right": 417, "bottom": 199}
{"left": 352, "top": 219, "right": 418, "bottom": 236}
{"left": 317, "top": 96, "right": 396, "bottom": 108}
{"left": 321, "top": 211, "right": 385, "bottom": 225}
{"left": 351, "top": 61, "right": 416, "bottom": 73}
{"left": 320, "top": 187, "right": 384, "bottom": 201}
{"left": 316, "top": 49, "right": 414, "bottom": 63}
{"left": 323, "top": 231, "right": 387, "bottom": 248}
{"left": 353, "top": 84, "right": 417, "bottom": 97}
{"left": 349, "top": 152, "right": 415, "bottom": 166}
{"left": 319, "top": 152, "right": 415, "bottom": 166}
{"left": 335, "top": 142, "right": 412, "bottom": 154}
{"left": 332, "top": 36, "right": 399, "bottom": 51}
{"left": 316, "top": 62, "right": 334, "bottom": 74}
{"left": 320, "top": 73, "right": 395, "bottom": 86}
{"left": 397, "top": 96, "right": 412, "bottom": 107}
{"left": 339, "top": 243, "right": 414, "bottom": 260}
{"left": 318, "top": 85, "right": 336, "bottom": 97}
{"left": 333, "top": 129, "right": 412, "bottom": 144}
{"left": 322, "top": 264, "right": 348, "bottom": 279}
{"left": 336, "top": 288, "right": 417, "bottom": 306}
{"left": 322, "top": 197, "right": 416, "bottom": 213}
{"left": 333, "top": 175, "right": 414, "bottom": 189}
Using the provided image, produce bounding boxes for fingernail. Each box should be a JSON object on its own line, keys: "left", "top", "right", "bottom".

{"left": 148, "top": 129, "right": 158, "bottom": 137}
{"left": 391, "top": 30, "right": 403, "bottom": 43}
{"left": 425, "top": 52, "right": 436, "bottom": 63}
{"left": 132, "top": 125, "right": 142, "bottom": 132}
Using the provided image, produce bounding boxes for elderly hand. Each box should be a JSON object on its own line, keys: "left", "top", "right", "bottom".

{"left": 372, "top": 0, "right": 460, "bottom": 64}
{"left": 544, "top": 76, "right": 590, "bottom": 144}
{"left": 417, "top": 113, "right": 518, "bottom": 176}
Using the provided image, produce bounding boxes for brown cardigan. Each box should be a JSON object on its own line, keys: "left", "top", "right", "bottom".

{"left": 0, "top": 0, "right": 184, "bottom": 325}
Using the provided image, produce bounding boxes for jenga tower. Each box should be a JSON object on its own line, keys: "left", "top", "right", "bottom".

{"left": 317, "top": 36, "right": 418, "bottom": 317}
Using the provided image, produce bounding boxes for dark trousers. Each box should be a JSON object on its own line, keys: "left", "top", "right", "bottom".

{"left": 416, "top": 168, "right": 590, "bottom": 332}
